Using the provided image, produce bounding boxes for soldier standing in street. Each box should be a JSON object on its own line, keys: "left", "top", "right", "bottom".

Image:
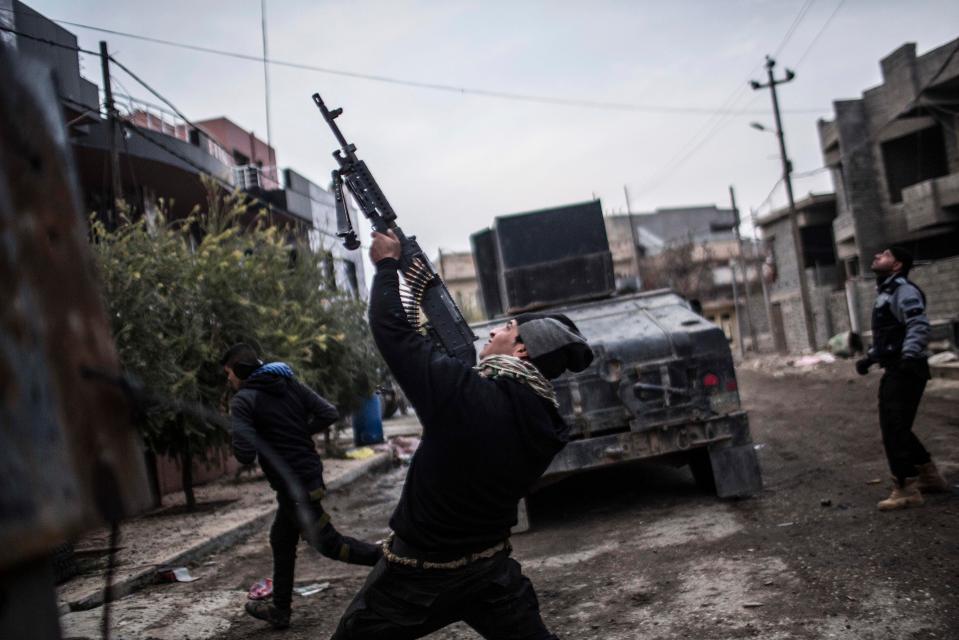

{"left": 855, "top": 247, "right": 949, "bottom": 510}
{"left": 331, "top": 230, "right": 593, "bottom": 639}
{"left": 221, "top": 344, "right": 382, "bottom": 630}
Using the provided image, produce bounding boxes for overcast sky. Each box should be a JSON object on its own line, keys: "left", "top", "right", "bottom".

{"left": 27, "top": 0, "right": 959, "bottom": 260}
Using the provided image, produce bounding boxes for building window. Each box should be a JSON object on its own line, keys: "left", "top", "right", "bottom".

{"left": 800, "top": 224, "right": 837, "bottom": 267}
{"left": 880, "top": 125, "right": 949, "bottom": 203}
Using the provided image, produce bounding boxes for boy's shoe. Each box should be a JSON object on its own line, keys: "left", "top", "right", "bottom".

{"left": 245, "top": 600, "right": 291, "bottom": 629}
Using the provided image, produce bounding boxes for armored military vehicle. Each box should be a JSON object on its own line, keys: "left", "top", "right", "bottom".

{"left": 470, "top": 200, "right": 762, "bottom": 499}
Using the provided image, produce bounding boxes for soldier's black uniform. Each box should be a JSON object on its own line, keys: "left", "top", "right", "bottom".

{"left": 332, "top": 257, "right": 574, "bottom": 640}
{"left": 867, "top": 274, "right": 932, "bottom": 481}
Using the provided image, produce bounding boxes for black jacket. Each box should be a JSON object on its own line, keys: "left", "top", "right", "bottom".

{"left": 229, "top": 368, "right": 339, "bottom": 497}
{"left": 869, "top": 275, "right": 930, "bottom": 366}
{"left": 370, "top": 258, "right": 569, "bottom": 554}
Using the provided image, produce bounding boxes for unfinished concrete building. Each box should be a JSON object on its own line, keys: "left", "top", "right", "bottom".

{"left": 756, "top": 193, "right": 844, "bottom": 352}
{"left": 818, "top": 37, "right": 959, "bottom": 343}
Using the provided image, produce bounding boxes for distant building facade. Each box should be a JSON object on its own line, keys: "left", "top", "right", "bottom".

{"left": 435, "top": 250, "right": 482, "bottom": 322}
{"left": 606, "top": 206, "right": 767, "bottom": 351}
{"left": 756, "top": 193, "right": 844, "bottom": 352}
{"left": 5, "top": 0, "right": 367, "bottom": 299}
{"left": 817, "top": 37, "right": 959, "bottom": 345}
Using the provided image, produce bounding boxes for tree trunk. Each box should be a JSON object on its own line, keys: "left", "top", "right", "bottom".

{"left": 180, "top": 445, "right": 196, "bottom": 510}
{"left": 144, "top": 449, "right": 162, "bottom": 508}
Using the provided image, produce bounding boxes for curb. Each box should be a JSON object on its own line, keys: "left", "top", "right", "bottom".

{"left": 67, "top": 451, "right": 394, "bottom": 612}
{"left": 931, "top": 363, "right": 959, "bottom": 381}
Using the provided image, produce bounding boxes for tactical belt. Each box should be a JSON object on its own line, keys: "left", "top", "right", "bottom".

{"left": 382, "top": 533, "right": 510, "bottom": 570}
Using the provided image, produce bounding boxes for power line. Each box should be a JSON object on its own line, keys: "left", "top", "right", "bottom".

{"left": 0, "top": 17, "right": 826, "bottom": 116}
{"left": 792, "top": 166, "right": 830, "bottom": 179}
{"left": 773, "top": 0, "right": 817, "bottom": 58}
{"left": 4, "top": 21, "right": 358, "bottom": 248}
{"left": 630, "top": 0, "right": 821, "bottom": 200}
{"left": 754, "top": 178, "right": 784, "bottom": 215}
{"left": 0, "top": 22, "right": 102, "bottom": 56}
{"left": 107, "top": 54, "right": 200, "bottom": 136}
{"left": 794, "top": 0, "right": 847, "bottom": 68}
{"left": 58, "top": 94, "right": 346, "bottom": 245}
{"left": 122, "top": 123, "right": 342, "bottom": 243}
{"left": 820, "top": 40, "right": 959, "bottom": 168}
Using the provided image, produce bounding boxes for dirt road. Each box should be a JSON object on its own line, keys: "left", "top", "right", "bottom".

{"left": 61, "top": 361, "right": 959, "bottom": 639}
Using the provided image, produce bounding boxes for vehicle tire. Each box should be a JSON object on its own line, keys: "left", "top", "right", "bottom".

{"left": 688, "top": 448, "right": 717, "bottom": 495}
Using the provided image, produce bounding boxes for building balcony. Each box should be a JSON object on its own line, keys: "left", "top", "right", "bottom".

{"left": 832, "top": 212, "right": 855, "bottom": 244}
{"left": 902, "top": 172, "right": 959, "bottom": 232}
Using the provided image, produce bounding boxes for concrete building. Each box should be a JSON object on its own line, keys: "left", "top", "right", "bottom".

{"left": 817, "top": 37, "right": 959, "bottom": 345}
{"left": 606, "top": 206, "right": 768, "bottom": 351}
{"left": 4, "top": 0, "right": 366, "bottom": 299}
{"left": 756, "top": 193, "right": 845, "bottom": 352}
{"left": 195, "top": 117, "right": 279, "bottom": 190}
{"left": 4, "top": 0, "right": 371, "bottom": 496}
{"left": 435, "top": 250, "right": 483, "bottom": 322}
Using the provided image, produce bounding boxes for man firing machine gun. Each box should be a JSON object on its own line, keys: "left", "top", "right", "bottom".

{"left": 314, "top": 94, "right": 592, "bottom": 639}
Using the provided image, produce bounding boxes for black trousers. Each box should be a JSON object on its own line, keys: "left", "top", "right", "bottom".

{"left": 878, "top": 362, "right": 931, "bottom": 482}
{"left": 331, "top": 550, "right": 557, "bottom": 640}
{"left": 271, "top": 493, "right": 381, "bottom": 610}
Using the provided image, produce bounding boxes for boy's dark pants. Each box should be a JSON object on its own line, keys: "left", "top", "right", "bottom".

{"left": 271, "top": 493, "right": 381, "bottom": 610}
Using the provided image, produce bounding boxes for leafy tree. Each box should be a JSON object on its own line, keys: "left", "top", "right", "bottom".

{"left": 91, "top": 184, "right": 380, "bottom": 508}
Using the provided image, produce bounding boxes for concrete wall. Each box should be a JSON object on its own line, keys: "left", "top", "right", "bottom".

{"left": 436, "top": 251, "right": 482, "bottom": 321}
{"left": 155, "top": 447, "right": 241, "bottom": 497}
{"left": 913, "top": 256, "right": 959, "bottom": 321}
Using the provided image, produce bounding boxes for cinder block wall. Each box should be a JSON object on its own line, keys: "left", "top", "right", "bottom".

{"left": 912, "top": 256, "right": 959, "bottom": 321}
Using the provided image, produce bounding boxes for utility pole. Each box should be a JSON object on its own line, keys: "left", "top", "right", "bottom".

{"left": 623, "top": 185, "right": 643, "bottom": 289}
{"left": 100, "top": 40, "right": 121, "bottom": 229}
{"left": 729, "top": 258, "right": 745, "bottom": 357}
{"left": 751, "top": 55, "right": 817, "bottom": 352}
{"left": 729, "top": 185, "right": 757, "bottom": 352}
{"left": 261, "top": 0, "right": 275, "bottom": 177}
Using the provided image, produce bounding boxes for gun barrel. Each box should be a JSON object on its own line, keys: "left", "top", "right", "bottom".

{"left": 312, "top": 93, "right": 351, "bottom": 153}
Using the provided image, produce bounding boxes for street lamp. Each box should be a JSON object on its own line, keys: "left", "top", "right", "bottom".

{"left": 749, "top": 121, "right": 771, "bottom": 132}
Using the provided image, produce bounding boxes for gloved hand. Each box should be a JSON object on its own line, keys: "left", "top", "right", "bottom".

{"left": 899, "top": 357, "right": 927, "bottom": 379}
{"left": 855, "top": 357, "right": 873, "bottom": 376}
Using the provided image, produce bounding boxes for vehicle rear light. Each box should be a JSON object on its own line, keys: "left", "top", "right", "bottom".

{"left": 703, "top": 373, "right": 720, "bottom": 388}
{"left": 725, "top": 380, "right": 738, "bottom": 392}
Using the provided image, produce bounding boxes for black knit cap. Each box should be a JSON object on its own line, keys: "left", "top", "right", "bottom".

{"left": 514, "top": 313, "right": 594, "bottom": 380}
{"left": 888, "top": 245, "right": 914, "bottom": 274}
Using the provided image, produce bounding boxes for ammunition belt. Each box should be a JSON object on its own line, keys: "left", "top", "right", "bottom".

{"left": 381, "top": 533, "right": 510, "bottom": 570}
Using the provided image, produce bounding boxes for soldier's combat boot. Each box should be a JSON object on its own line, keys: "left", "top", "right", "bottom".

{"left": 917, "top": 461, "right": 949, "bottom": 493}
{"left": 877, "top": 477, "right": 924, "bottom": 511}
{"left": 245, "top": 600, "right": 291, "bottom": 629}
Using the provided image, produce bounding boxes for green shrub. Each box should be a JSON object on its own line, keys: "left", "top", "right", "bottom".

{"left": 91, "top": 184, "right": 380, "bottom": 506}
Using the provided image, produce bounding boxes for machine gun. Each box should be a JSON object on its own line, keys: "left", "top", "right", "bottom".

{"left": 312, "top": 93, "right": 477, "bottom": 365}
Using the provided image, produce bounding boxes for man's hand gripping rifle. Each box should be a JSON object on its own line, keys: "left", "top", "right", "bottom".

{"left": 312, "top": 93, "right": 477, "bottom": 365}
